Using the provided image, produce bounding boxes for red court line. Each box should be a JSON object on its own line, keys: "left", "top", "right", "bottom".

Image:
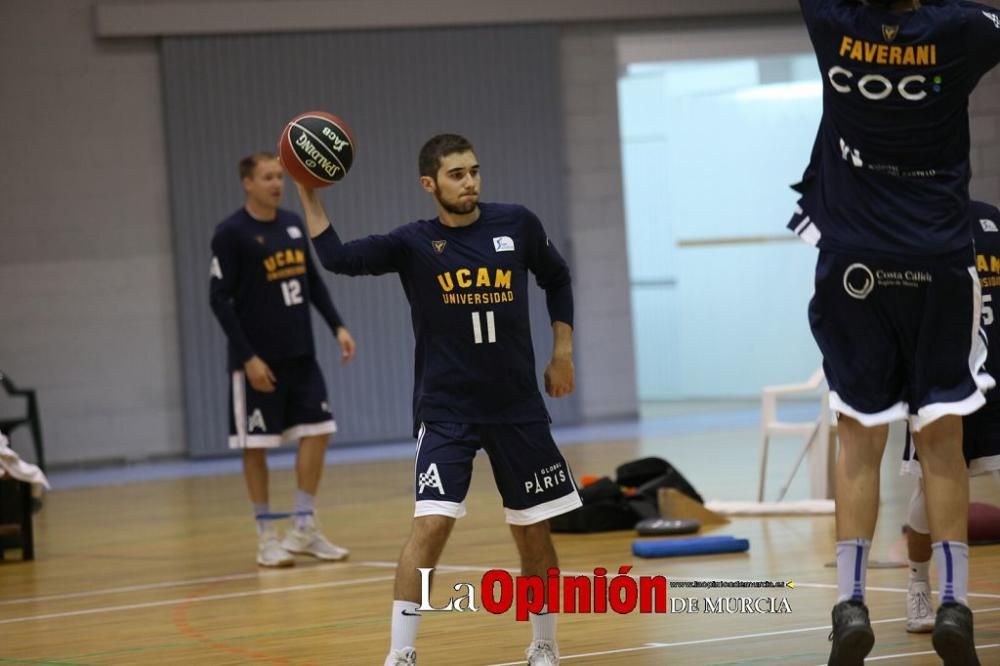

{"left": 171, "top": 582, "right": 318, "bottom": 666}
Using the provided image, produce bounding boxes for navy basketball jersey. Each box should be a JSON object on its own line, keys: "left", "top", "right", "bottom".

{"left": 972, "top": 199, "right": 1000, "bottom": 401}
{"left": 795, "top": 0, "right": 1000, "bottom": 254}
{"left": 312, "top": 203, "right": 573, "bottom": 430}
{"left": 210, "top": 208, "right": 343, "bottom": 369}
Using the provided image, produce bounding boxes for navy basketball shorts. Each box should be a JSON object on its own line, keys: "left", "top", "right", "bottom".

{"left": 228, "top": 355, "right": 336, "bottom": 448}
{"left": 902, "top": 400, "right": 1000, "bottom": 476}
{"left": 810, "top": 248, "right": 993, "bottom": 432}
{"left": 412, "top": 421, "right": 583, "bottom": 525}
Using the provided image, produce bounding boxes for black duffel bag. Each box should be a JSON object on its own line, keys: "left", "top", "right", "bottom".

{"left": 549, "top": 477, "right": 641, "bottom": 533}
{"left": 616, "top": 456, "right": 704, "bottom": 504}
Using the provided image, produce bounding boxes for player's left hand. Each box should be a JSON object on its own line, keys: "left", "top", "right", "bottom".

{"left": 336, "top": 326, "right": 356, "bottom": 365}
{"left": 545, "top": 354, "right": 575, "bottom": 398}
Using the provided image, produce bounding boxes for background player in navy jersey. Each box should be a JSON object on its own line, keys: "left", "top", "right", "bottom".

{"left": 210, "top": 152, "right": 356, "bottom": 568}
{"left": 295, "top": 134, "right": 580, "bottom": 666}
{"left": 900, "top": 200, "right": 1000, "bottom": 634}
{"left": 794, "top": 1, "right": 1000, "bottom": 663}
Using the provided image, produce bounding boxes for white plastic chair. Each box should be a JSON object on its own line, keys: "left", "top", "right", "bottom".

{"left": 757, "top": 368, "right": 836, "bottom": 502}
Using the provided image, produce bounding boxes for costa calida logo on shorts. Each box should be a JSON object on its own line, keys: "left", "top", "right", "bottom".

{"left": 843, "top": 263, "right": 875, "bottom": 300}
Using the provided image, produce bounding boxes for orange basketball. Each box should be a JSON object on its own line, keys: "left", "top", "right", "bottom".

{"left": 278, "top": 111, "right": 355, "bottom": 188}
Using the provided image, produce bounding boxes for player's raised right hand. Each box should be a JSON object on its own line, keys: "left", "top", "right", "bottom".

{"left": 244, "top": 355, "right": 277, "bottom": 393}
{"left": 294, "top": 182, "right": 333, "bottom": 239}
{"left": 295, "top": 181, "right": 319, "bottom": 203}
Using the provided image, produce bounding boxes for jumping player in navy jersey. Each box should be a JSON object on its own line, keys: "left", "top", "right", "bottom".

{"left": 793, "top": 1, "right": 1000, "bottom": 663}
{"left": 900, "top": 200, "right": 1000, "bottom": 634}
{"left": 210, "top": 152, "right": 357, "bottom": 568}
{"left": 295, "top": 134, "right": 580, "bottom": 666}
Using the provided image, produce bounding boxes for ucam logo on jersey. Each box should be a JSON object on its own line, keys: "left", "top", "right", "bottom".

{"left": 981, "top": 218, "right": 999, "bottom": 233}
{"left": 287, "top": 226, "right": 303, "bottom": 239}
{"left": 493, "top": 236, "right": 515, "bottom": 252}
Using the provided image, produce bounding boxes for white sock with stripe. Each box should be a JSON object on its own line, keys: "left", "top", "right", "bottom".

{"left": 836, "top": 538, "right": 870, "bottom": 603}
{"left": 253, "top": 502, "right": 272, "bottom": 535}
{"left": 932, "top": 541, "right": 969, "bottom": 605}
{"left": 293, "top": 490, "right": 315, "bottom": 530}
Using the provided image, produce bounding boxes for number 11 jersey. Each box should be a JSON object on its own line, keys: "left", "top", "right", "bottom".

{"left": 312, "top": 202, "right": 573, "bottom": 431}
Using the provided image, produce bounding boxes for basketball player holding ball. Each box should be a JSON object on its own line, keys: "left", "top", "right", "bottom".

{"left": 286, "top": 126, "right": 579, "bottom": 666}
{"left": 209, "top": 150, "right": 356, "bottom": 568}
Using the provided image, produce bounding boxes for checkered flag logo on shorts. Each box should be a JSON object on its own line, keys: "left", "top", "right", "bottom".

{"left": 418, "top": 463, "right": 445, "bottom": 495}
{"left": 247, "top": 408, "right": 267, "bottom": 433}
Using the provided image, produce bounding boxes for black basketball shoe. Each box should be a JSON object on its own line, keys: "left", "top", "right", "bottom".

{"left": 827, "top": 599, "right": 875, "bottom": 666}
{"left": 932, "top": 602, "right": 980, "bottom": 666}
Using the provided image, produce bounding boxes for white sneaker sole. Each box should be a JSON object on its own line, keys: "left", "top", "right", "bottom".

{"left": 257, "top": 555, "right": 295, "bottom": 568}
{"left": 283, "top": 545, "right": 349, "bottom": 561}
{"left": 906, "top": 619, "right": 934, "bottom": 634}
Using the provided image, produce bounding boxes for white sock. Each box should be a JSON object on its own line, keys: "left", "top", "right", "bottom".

{"left": 293, "top": 490, "right": 315, "bottom": 530}
{"left": 836, "top": 538, "right": 870, "bottom": 603}
{"left": 252, "top": 502, "right": 272, "bottom": 535}
{"left": 390, "top": 600, "right": 421, "bottom": 651}
{"left": 932, "top": 541, "right": 969, "bottom": 605}
{"left": 909, "top": 559, "right": 930, "bottom": 583}
{"left": 530, "top": 605, "right": 556, "bottom": 643}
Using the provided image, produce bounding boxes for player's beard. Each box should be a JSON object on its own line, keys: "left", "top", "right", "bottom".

{"left": 435, "top": 189, "right": 478, "bottom": 215}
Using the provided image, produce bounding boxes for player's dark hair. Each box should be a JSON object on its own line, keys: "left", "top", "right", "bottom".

{"left": 239, "top": 152, "right": 278, "bottom": 181}
{"left": 419, "top": 134, "right": 475, "bottom": 178}
{"left": 866, "top": 0, "right": 899, "bottom": 7}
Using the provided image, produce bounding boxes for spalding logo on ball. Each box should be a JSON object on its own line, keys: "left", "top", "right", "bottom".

{"left": 279, "top": 111, "right": 355, "bottom": 188}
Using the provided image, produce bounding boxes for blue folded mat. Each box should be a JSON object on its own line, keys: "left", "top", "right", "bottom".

{"left": 632, "top": 535, "right": 750, "bottom": 558}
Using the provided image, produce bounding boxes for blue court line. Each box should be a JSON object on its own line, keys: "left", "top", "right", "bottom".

{"left": 44, "top": 403, "right": 820, "bottom": 492}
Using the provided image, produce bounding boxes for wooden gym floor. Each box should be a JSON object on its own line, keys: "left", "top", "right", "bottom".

{"left": 2, "top": 410, "right": 999, "bottom": 665}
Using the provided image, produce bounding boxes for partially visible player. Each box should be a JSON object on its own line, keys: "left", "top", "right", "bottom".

{"left": 296, "top": 134, "right": 580, "bottom": 666}
{"left": 210, "top": 152, "right": 356, "bottom": 567}
{"left": 793, "top": 1, "right": 1000, "bottom": 663}
{"left": 901, "top": 199, "right": 1000, "bottom": 633}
